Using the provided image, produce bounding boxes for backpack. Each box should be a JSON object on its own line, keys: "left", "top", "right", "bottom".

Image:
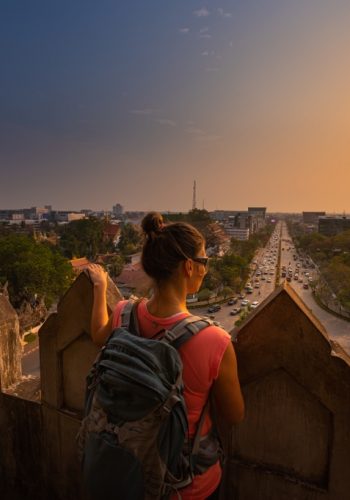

{"left": 77, "top": 299, "right": 222, "bottom": 500}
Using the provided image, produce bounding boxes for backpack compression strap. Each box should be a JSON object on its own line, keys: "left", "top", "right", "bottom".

{"left": 120, "top": 298, "right": 141, "bottom": 336}
{"left": 162, "top": 315, "right": 217, "bottom": 350}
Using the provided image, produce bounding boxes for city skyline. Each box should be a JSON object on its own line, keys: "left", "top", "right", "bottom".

{"left": 1, "top": 1, "right": 350, "bottom": 212}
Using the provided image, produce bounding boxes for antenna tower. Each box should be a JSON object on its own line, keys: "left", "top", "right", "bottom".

{"left": 192, "top": 180, "right": 197, "bottom": 210}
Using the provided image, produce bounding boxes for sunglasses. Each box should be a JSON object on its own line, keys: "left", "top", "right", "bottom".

{"left": 192, "top": 257, "right": 210, "bottom": 270}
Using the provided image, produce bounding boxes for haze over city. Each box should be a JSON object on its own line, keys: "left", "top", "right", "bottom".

{"left": 1, "top": 0, "right": 350, "bottom": 212}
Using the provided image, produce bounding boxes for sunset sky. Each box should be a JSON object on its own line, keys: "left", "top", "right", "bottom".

{"left": 1, "top": 1, "right": 350, "bottom": 212}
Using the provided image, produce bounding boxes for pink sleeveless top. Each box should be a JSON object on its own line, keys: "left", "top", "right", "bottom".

{"left": 112, "top": 299, "right": 231, "bottom": 500}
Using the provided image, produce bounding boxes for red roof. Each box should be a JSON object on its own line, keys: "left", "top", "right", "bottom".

{"left": 103, "top": 223, "right": 120, "bottom": 238}
{"left": 117, "top": 262, "right": 151, "bottom": 292}
{"left": 69, "top": 257, "right": 90, "bottom": 271}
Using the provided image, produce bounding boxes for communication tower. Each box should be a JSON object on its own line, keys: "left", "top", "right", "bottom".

{"left": 192, "top": 180, "right": 197, "bottom": 210}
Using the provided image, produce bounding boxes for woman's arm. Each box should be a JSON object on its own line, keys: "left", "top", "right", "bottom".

{"left": 212, "top": 342, "right": 245, "bottom": 425}
{"left": 87, "top": 264, "right": 114, "bottom": 346}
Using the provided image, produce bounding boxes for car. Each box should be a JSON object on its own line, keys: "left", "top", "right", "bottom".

{"left": 239, "top": 293, "right": 245, "bottom": 299}
{"left": 298, "top": 278, "right": 303, "bottom": 283}
{"left": 241, "top": 299, "right": 250, "bottom": 306}
{"left": 254, "top": 283, "right": 260, "bottom": 288}
{"left": 230, "top": 308, "right": 239, "bottom": 316}
{"left": 207, "top": 307, "right": 215, "bottom": 313}
{"left": 287, "top": 276, "right": 292, "bottom": 282}
{"left": 212, "top": 304, "right": 221, "bottom": 312}
{"left": 227, "top": 298, "right": 237, "bottom": 306}
{"left": 267, "top": 278, "right": 272, "bottom": 283}
{"left": 251, "top": 301, "right": 259, "bottom": 309}
{"left": 303, "top": 283, "right": 309, "bottom": 289}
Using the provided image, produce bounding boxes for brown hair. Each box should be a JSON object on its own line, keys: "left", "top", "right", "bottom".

{"left": 141, "top": 212, "right": 204, "bottom": 283}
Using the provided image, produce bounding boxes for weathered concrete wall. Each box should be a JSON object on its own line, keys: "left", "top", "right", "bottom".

{"left": 0, "top": 392, "right": 43, "bottom": 500}
{"left": 38, "top": 272, "right": 122, "bottom": 500}
{"left": 1, "top": 277, "right": 350, "bottom": 500}
{"left": 0, "top": 293, "right": 22, "bottom": 389}
{"left": 0, "top": 272, "right": 122, "bottom": 500}
{"left": 223, "top": 284, "right": 350, "bottom": 500}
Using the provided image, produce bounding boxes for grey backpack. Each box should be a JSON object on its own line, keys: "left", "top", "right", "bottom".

{"left": 77, "top": 299, "right": 222, "bottom": 500}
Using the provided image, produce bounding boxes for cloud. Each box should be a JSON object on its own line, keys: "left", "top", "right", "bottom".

{"left": 206, "top": 67, "right": 219, "bottom": 72}
{"left": 199, "top": 34, "right": 212, "bottom": 39}
{"left": 229, "top": 41, "right": 233, "bottom": 47}
{"left": 186, "top": 125, "right": 220, "bottom": 144}
{"left": 218, "top": 8, "right": 232, "bottom": 18}
{"left": 193, "top": 7, "right": 210, "bottom": 17}
{"left": 129, "top": 108, "right": 159, "bottom": 115}
{"left": 155, "top": 119, "right": 177, "bottom": 127}
{"left": 179, "top": 28, "right": 190, "bottom": 34}
{"left": 199, "top": 27, "right": 209, "bottom": 33}
{"left": 202, "top": 51, "right": 209, "bottom": 56}
{"left": 186, "top": 126, "right": 206, "bottom": 136}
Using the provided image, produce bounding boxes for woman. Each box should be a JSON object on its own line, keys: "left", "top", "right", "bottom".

{"left": 88, "top": 212, "right": 244, "bottom": 500}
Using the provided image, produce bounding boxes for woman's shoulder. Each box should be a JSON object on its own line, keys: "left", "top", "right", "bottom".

{"left": 197, "top": 319, "right": 231, "bottom": 341}
{"left": 183, "top": 318, "right": 231, "bottom": 351}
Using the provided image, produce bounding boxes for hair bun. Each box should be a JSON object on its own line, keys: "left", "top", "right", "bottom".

{"left": 141, "top": 212, "right": 164, "bottom": 237}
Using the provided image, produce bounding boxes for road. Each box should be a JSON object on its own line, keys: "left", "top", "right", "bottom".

{"left": 279, "top": 222, "right": 350, "bottom": 354}
{"left": 21, "top": 337, "right": 40, "bottom": 377}
{"left": 192, "top": 222, "right": 282, "bottom": 332}
{"left": 193, "top": 220, "right": 350, "bottom": 356}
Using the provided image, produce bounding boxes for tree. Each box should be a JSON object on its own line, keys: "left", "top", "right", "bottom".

{"left": 222, "top": 286, "right": 233, "bottom": 299}
{"left": 197, "top": 288, "right": 212, "bottom": 302}
{"left": 118, "top": 223, "right": 142, "bottom": 255}
{"left": 0, "top": 234, "right": 74, "bottom": 308}
{"left": 59, "top": 218, "right": 110, "bottom": 259}
{"left": 107, "top": 255, "right": 125, "bottom": 278}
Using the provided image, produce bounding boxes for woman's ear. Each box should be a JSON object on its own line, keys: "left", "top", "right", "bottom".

{"left": 184, "top": 259, "right": 193, "bottom": 277}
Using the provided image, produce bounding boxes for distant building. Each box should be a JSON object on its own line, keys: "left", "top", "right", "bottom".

{"left": 112, "top": 203, "right": 124, "bottom": 217}
{"left": 53, "top": 212, "right": 86, "bottom": 223}
{"left": 102, "top": 222, "right": 120, "bottom": 246}
{"left": 213, "top": 208, "right": 266, "bottom": 236}
{"left": 210, "top": 210, "right": 238, "bottom": 221}
{"left": 223, "top": 210, "right": 263, "bottom": 239}
{"left": 318, "top": 216, "right": 350, "bottom": 236}
{"left": 230, "top": 227, "right": 250, "bottom": 240}
{"left": 224, "top": 220, "right": 250, "bottom": 240}
{"left": 0, "top": 206, "right": 51, "bottom": 222}
{"left": 302, "top": 212, "right": 326, "bottom": 225}
{"left": 248, "top": 207, "right": 266, "bottom": 220}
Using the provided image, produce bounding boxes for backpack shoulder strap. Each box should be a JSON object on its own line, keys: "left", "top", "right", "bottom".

{"left": 162, "top": 315, "right": 216, "bottom": 350}
{"left": 120, "top": 298, "right": 141, "bottom": 336}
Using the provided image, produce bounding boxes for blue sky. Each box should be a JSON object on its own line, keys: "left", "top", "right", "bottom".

{"left": 1, "top": 1, "right": 350, "bottom": 212}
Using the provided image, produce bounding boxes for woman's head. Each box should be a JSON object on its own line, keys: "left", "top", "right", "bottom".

{"left": 141, "top": 211, "right": 207, "bottom": 286}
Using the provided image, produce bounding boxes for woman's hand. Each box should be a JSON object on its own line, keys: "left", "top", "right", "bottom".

{"left": 86, "top": 264, "right": 108, "bottom": 290}
{"left": 87, "top": 264, "right": 113, "bottom": 345}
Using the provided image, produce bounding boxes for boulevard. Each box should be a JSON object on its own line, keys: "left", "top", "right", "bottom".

{"left": 193, "top": 221, "right": 350, "bottom": 355}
